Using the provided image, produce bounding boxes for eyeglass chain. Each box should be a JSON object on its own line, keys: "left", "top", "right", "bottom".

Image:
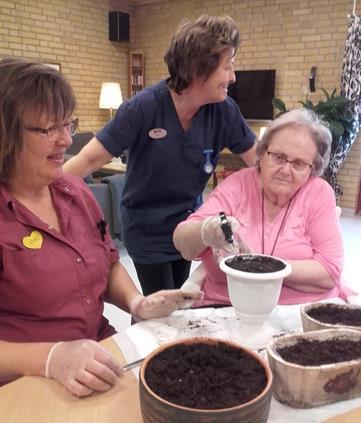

{"left": 261, "top": 189, "right": 293, "bottom": 256}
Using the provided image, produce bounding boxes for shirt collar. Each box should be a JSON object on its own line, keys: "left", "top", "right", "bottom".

{"left": 0, "top": 175, "right": 74, "bottom": 215}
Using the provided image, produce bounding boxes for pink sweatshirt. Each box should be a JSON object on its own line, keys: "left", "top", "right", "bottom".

{"left": 181, "top": 167, "right": 347, "bottom": 305}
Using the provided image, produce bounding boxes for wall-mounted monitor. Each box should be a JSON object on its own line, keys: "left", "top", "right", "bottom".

{"left": 227, "top": 69, "right": 276, "bottom": 121}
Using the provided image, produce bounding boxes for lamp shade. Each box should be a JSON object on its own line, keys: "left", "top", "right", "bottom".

{"left": 259, "top": 126, "right": 267, "bottom": 139}
{"left": 99, "top": 82, "right": 123, "bottom": 109}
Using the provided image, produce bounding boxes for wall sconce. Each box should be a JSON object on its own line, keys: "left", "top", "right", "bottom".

{"left": 99, "top": 82, "right": 123, "bottom": 119}
{"left": 309, "top": 66, "right": 317, "bottom": 93}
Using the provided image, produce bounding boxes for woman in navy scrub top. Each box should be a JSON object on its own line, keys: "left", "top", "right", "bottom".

{"left": 64, "top": 15, "right": 257, "bottom": 296}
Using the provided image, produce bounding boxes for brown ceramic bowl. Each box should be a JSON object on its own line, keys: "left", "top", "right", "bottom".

{"left": 267, "top": 329, "right": 361, "bottom": 408}
{"left": 301, "top": 302, "right": 361, "bottom": 332}
{"left": 139, "top": 337, "right": 273, "bottom": 423}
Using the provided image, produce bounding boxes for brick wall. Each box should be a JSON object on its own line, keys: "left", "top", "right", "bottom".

{"left": 131, "top": 0, "right": 361, "bottom": 209}
{"left": 0, "top": 0, "right": 132, "bottom": 131}
{"left": 0, "top": 0, "right": 360, "bottom": 208}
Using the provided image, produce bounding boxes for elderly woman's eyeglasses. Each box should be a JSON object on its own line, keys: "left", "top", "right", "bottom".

{"left": 24, "top": 118, "right": 78, "bottom": 142}
{"left": 266, "top": 150, "right": 313, "bottom": 172}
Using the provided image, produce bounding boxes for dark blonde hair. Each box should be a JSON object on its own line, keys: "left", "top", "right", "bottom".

{"left": 256, "top": 108, "right": 332, "bottom": 176}
{"left": 164, "top": 15, "right": 240, "bottom": 94}
{"left": 0, "top": 57, "right": 76, "bottom": 182}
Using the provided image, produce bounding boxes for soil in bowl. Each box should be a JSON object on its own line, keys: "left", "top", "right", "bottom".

{"left": 225, "top": 255, "right": 285, "bottom": 273}
{"left": 144, "top": 341, "right": 268, "bottom": 409}
{"left": 307, "top": 304, "right": 361, "bottom": 327}
{"left": 276, "top": 338, "right": 361, "bottom": 366}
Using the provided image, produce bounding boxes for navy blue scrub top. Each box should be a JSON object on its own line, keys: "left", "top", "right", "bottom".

{"left": 96, "top": 80, "right": 256, "bottom": 264}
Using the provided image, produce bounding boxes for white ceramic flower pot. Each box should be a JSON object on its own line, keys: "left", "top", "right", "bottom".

{"left": 219, "top": 254, "right": 292, "bottom": 349}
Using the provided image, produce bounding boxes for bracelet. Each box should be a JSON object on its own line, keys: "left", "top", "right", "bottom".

{"left": 45, "top": 341, "right": 63, "bottom": 378}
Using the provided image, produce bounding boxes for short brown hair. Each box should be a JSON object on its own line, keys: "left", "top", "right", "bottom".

{"left": 0, "top": 57, "right": 76, "bottom": 182}
{"left": 164, "top": 15, "right": 240, "bottom": 94}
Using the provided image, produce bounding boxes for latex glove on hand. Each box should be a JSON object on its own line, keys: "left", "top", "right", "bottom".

{"left": 201, "top": 215, "right": 252, "bottom": 255}
{"left": 130, "top": 290, "right": 204, "bottom": 320}
{"left": 236, "top": 236, "right": 252, "bottom": 254}
{"left": 45, "top": 339, "right": 123, "bottom": 397}
{"left": 201, "top": 215, "right": 241, "bottom": 252}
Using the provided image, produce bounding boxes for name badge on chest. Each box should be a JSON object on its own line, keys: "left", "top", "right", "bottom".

{"left": 149, "top": 128, "right": 167, "bottom": 139}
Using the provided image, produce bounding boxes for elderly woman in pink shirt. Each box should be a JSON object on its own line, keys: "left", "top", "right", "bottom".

{"left": 174, "top": 108, "right": 351, "bottom": 306}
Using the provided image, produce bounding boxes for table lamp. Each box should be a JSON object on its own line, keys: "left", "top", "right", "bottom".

{"left": 259, "top": 126, "right": 267, "bottom": 139}
{"left": 99, "top": 82, "right": 123, "bottom": 119}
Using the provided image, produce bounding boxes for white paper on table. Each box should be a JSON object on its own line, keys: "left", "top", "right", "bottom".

{"left": 117, "top": 305, "right": 303, "bottom": 359}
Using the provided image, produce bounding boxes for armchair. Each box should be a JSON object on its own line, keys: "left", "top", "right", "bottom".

{"left": 67, "top": 132, "right": 125, "bottom": 240}
{"left": 68, "top": 131, "right": 95, "bottom": 155}
{"left": 87, "top": 176, "right": 125, "bottom": 241}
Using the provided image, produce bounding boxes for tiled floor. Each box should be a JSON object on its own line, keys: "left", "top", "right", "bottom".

{"left": 104, "top": 208, "right": 361, "bottom": 334}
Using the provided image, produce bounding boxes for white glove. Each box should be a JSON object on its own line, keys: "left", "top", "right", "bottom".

{"left": 45, "top": 339, "right": 123, "bottom": 397}
{"left": 130, "top": 290, "right": 204, "bottom": 320}
{"left": 200, "top": 215, "right": 240, "bottom": 252}
{"left": 236, "top": 237, "right": 252, "bottom": 254}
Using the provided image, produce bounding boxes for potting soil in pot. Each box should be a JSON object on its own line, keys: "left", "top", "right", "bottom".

{"left": 277, "top": 338, "right": 361, "bottom": 366}
{"left": 144, "top": 341, "right": 267, "bottom": 409}
{"left": 307, "top": 304, "right": 361, "bottom": 327}
{"left": 225, "top": 254, "right": 285, "bottom": 273}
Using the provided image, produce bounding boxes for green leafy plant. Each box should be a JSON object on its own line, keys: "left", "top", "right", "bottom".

{"left": 272, "top": 88, "right": 357, "bottom": 200}
{"left": 272, "top": 88, "right": 353, "bottom": 154}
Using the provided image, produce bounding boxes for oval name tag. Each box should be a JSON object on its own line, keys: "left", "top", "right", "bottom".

{"left": 149, "top": 128, "right": 167, "bottom": 139}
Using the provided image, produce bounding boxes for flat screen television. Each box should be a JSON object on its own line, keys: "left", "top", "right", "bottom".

{"left": 227, "top": 69, "right": 276, "bottom": 121}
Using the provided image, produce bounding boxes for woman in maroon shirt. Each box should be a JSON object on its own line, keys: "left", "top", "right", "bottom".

{"left": 0, "top": 58, "right": 202, "bottom": 397}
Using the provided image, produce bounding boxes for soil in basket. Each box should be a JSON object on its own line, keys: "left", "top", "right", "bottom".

{"left": 145, "top": 342, "right": 267, "bottom": 409}
{"left": 307, "top": 304, "right": 361, "bottom": 327}
{"left": 225, "top": 254, "right": 285, "bottom": 273}
{"left": 277, "top": 338, "right": 361, "bottom": 366}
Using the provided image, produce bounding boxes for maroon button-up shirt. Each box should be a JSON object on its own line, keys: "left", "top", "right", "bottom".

{"left": 0, "top": 175, "right": 119, "bottom": 342}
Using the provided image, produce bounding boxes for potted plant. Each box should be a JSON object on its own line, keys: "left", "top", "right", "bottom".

{"left": 218, "top": 254, "right": 292, "bottom": 349}
{"left": 272, "top": 89, "right": 355, "bottom": 199}
{"left": 139, "top": 337, "right": 273, "bottom": 422}
{"left": 267, "top": 328, "right": 361, "bottom": 408}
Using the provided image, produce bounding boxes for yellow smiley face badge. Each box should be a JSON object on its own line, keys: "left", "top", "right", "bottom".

{"left": 22, "top": 231, "right": 43, "bottom": 249}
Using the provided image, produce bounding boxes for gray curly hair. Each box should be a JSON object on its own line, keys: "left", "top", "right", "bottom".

{"left": 256, "top": 108, "right": 332, "bottom": 176}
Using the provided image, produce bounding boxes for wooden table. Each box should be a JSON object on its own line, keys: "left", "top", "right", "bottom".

{"left": 212, "top": 149, "right": 246, "bottom": 187}
{"left": 65, "top": 153, "right": 127, "bottom": 177}
{"left": 100, "top": 160, "right": 127, "bottom": 175}
{"left": 3, "top": 333, "right": 361, "bottom": 423}
{"left": 0, "top": 337, "right": 143, "bottom": 423}
{"left": 324, "top": 407, "right": 361, "bottom": 422}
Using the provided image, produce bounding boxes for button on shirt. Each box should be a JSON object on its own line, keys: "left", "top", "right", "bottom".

{"left": 0, "top": 175, "right": 119, "bottom": 343}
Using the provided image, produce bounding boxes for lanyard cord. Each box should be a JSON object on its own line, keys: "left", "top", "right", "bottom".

{"left": 261, "top": 189, "right": 292, "bottom": 256}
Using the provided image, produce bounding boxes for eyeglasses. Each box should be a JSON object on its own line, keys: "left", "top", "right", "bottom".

{"left": 24, "top": 118, "right": 79, "bottom": 143}
{"left": 266, "top": 150, "right": 313, "bottom": 172}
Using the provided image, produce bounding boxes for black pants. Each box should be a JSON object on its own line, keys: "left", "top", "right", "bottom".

{"left": 134, "top": 258, "right": 192, "bottom": 296}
